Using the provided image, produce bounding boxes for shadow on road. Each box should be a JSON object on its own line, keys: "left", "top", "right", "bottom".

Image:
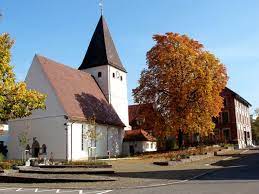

{"left": 107, "top": 151, "right": 259, "bottom": 181}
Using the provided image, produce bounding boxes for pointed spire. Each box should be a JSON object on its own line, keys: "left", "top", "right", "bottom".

{"left": 79, "top": 16, "right": 126, "bottom": 72}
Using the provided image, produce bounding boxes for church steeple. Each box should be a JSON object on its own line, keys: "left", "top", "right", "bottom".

{"left": 79, "top": 16, "right": 126, "bottom": 72}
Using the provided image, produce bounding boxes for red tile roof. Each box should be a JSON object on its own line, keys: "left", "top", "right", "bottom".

{"left": 36, "top": 55, "right": 125, "bottom": 127}
{"left": 123, "top": 129, "right": 157, "bottom": 142}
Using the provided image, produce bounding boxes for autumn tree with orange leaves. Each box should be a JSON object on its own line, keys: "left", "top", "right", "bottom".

{"left": 133, "top": 33, "right": 228, "bottom": 148}
{"left": 0, "top": 33, "right": 46, "bottom": 122}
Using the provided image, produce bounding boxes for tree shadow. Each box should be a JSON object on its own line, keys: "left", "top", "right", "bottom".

{"left": 74, "top": 92, "right": 124, "bottom": 127}
{"left": 106, "top": 152, "right": 259, "bottom": 181}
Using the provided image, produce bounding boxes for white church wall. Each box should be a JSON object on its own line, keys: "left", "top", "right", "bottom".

{"left": 95, "top": 124, "right": 108, "bottom": 157}
{"left": 107, "top": 126, "right": 122, "bottom": 156}
{"left": 67, "top": 123, "right": 123, "bottom": 161}
{"left": 83, "top": 66, "right": 109, "bottom": 101}
{"left": 109, "top": 66, "right": 129, "bottom": 129}
{"left": 84, "top": 65, "right": 129, "bottom": 129}
{"left": 8, "top": 116, "right": 67, "bottom": 160}
{"left": 25, "top": 56, "right": 66, "bottom": 118}
{"left": 8, "top": 56, "right": 67, "bottom": 160}
{"left": 66, "top": 122, "right": 88, "bottom": 161}
{"left": 95, "top": 125, "right": 123, "bottom": 158}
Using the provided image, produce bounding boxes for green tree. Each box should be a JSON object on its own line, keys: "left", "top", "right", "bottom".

{"left": 0, "top": 33, "right": 46, "bottom": 122}
{"left": 133, "top": 33, "right": 228, "bottom": 147}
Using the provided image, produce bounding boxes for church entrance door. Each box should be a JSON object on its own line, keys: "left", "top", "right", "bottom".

{"left": 129, "top": 145, "right": 134, "bottom": 155}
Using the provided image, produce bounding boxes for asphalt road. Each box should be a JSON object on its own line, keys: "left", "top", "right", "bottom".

{"left": 113, "top": 149, "right": 259, "bottom": 194}
{"left": 1, "top": 149, "right": 259, "bottom": 194}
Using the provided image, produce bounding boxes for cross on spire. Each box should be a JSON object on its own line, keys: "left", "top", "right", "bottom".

{"left": 99, "top": 0, "right": 103, "bottom": 15}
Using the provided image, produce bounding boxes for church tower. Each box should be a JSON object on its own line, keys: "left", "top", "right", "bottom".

{"left": 79, "top": 16, "right": 129, "bottom": 129}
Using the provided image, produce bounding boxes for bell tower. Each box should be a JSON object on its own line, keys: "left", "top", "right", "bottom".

{"left": 78, "top": 16, "right": 129, "bottom": 129}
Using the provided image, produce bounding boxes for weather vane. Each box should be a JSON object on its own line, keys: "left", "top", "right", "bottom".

{"left": 99, "top": 0, "right": 104, "bottom": 15}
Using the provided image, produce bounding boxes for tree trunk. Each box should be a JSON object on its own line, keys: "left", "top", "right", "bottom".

{"left": 178, "top": 128, "right": 183, "bottom": 149}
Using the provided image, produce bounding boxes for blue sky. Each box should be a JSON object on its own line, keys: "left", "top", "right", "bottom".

{"left": 1, "top": 0, "right": 259, "bottom": 113}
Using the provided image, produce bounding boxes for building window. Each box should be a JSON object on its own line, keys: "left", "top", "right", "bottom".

{"left": 212, "top": 117, "right": 218, "bottom": 124}
{"left": 146, "top": 142, "right": 150, "bottom": 149}
{"left": 222, "top": 112, "right": 229, "bottom": 124}
{"left": 81, "top": 126, "right": 84, "bottom": 151}
{"left": 247, "top": 132, "right": 250, "bottom": 139}
{"left": 112, "top": 73, "right": 115, "bottom": 78}
{"left": 120, "top": 76, "right": 123, "bottom": 81}
{"left": 223, "top": 128, "right": 231, "bottom": 141}
{"left": 98, "top": 72, "right": 102, "bottom": 78}
{"left": 224, "top": 98, "right": 228, "bottom": 107}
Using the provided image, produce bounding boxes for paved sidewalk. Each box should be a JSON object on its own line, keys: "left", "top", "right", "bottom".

{"left": 0, "top": 149, "right": 246, "bottom": 190}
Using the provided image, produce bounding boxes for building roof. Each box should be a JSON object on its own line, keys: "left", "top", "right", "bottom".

{"left": 123, "top": 129, "right": 157, "bottom": 142}
{"left": 36, "top": 55, "right": 125, "bottom": 127}
{"left": 225, "top": 87, "right": 252, "bottom": 107}
{"left": 79, "top": 16, "right": 126, "bottom": 73}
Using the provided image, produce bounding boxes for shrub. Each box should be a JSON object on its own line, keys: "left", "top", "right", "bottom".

{"left": 165, "top": 138, "right": 178, "bottom": 150}
{"left": 140, "top": 145, "right": 220, "bottom": 160}
{"left": 0, "top": 159, "right": 25, "bottom": 170}
{"left": 170, "top": 155, "right": 181, "bottom": 161}
{"left": 11, "top": 160, "right": 25, "bottom": 166}
{"left": 223, "top": 143, "right": 234, "bottom": 148}
{"left": 180, "top": 154, "right": 190, "bottom": 159}
{"left": 0, "top": 162, "right": 12, "bottom": 169}
{"left": 0, "top": 153, "right": 5, "bottom": 162}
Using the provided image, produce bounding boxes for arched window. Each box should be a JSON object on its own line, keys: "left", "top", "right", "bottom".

{"left": 98, "top": 72, "right": 102, "bottom": 78}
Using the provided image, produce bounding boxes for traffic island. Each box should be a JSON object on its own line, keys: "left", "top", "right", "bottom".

{"left": 0, "top": 162, "right": 115, "bottom": 183}
{"left": 153, "top": 152, "right": 214, "bottom": 166}
{"left": 18, "top": 167, "right": 114, "bottom": 174}
{"left": 153, "top": 147, "right": 234, "bottom": 166}
{"left": 0, "top": 172, "right": 116, "bottom": 183}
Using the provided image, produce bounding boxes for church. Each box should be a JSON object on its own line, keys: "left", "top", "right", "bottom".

{"left": 7, "top": 15, "right": 130, "bottom": 161}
